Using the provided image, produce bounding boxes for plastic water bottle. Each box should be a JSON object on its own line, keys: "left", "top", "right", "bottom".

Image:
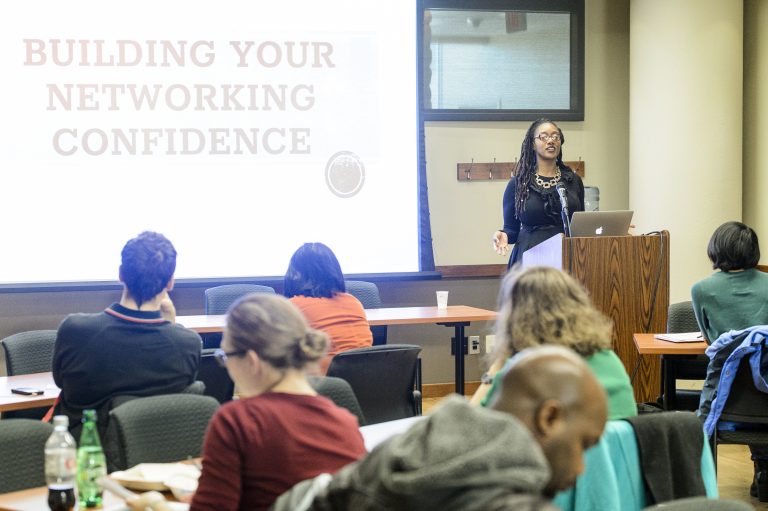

{"left": 76, "top": 409, "right": 107, "bottom": 508}
{"left": 584, "top": 186, "right": 600, "bottom": 211}
{"left": 45, "top": 415, "right": 77, "bottom": 511}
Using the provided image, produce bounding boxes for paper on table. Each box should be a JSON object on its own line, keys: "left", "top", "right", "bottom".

{"left": 110, "top": 463, "right": 200, "bottom": 491}
{"left": 654, "top": 332, "right": 703, "bottom": 343}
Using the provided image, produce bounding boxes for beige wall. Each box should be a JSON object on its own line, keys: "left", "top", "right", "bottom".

{"left": 629, "top": 0, "right": 743, "bottom": 303}
{"left": 426, "top": 0, "right": 630, "bottom": 267}
{"left": 428, "top": 0, "right": 767, "bottom": 304}
{"left": 744, "top": 0, "right": 768, "bottom": 251}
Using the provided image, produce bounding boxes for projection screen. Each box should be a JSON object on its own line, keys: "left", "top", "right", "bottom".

{"left": 0, "top": 0, "right": 422, "bottom": 285}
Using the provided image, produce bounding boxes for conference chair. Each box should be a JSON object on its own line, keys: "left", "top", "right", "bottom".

{"left": 345, "top": 280, "right": 387, "bottom": 346}
{"left": 201, "top": 284, "right": 276, "bottom": 348}
{"left": 326, "top": 344, "right": 421, "bottom": 425}
{"left": 103, "top": 393, "right": 219, "bottom": 473}
{"left": 308, "top": 375, "right": 367, "bottom": 426}
{"left": 1, "top": 329, "right": 57, "bottom": 420}
{"left": 204, "top": 283, "right": 276, "bottom": 314}
{"left": 0, "top": 419, "right": 54, "bottom": 493}
{"left": 664, "top": 301, "right": 708, "bottom": 410}
{"left": 1, "top": 329, "right": 57, "bottom": 375}
{"left": 709, "top": 358, "right": 768, "bottom": 471}
{"left": 199, "top": 348, "right": 235, "bottom": 404}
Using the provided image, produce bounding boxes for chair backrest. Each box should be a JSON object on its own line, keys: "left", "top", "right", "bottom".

{"left": 344, "top": 280, "right": 382, "bottom": 308}
{"left": 667, "top": 301, "right": 700, "bottom": 333}
{"left": 718, "top": 358, "right": 768, "bottom": 424}
{"left": 665, "top": 301, "right": 708, "bottom": 405}
{"left": 345, "top": 280, "right": 387, "bottom": 346}
{"left": 104, "top": 393, "right": 219, "bottom": 473}
{"left": 309, "top": 376, "right": 367, "bottom": 426}
{"left": 199, "top": 348, "right": 235, "bottom": 404}
{"left": 0, "top": 419, "right": 54, "bottom": 493}
{"left": 204, "top": 284, "right": 276, "bottom": 315}
{"left": 327, "top": 344, "right": 421, "bottom": 424}
{"left": 1, "top": 329, "right": 57, "bottom": 375}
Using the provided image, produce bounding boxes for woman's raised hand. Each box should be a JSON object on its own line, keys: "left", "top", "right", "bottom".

{"left": 492, "top": 231, "right": 509, "bottom": 256}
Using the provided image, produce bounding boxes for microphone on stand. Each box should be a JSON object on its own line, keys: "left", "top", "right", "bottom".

{"left": 556, "top": 182, "right": 572, "bottom": 237}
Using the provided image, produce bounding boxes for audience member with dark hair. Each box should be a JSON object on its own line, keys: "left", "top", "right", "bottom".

{"left": 471, "top": 265, "right": 636, "bottom": 420}
{"left": 273, "top": 346, "right": 607, "bottom": 511}
{"left": 284, "top": 242, "right": 372, "bottom": 373}
{"left": 128, "top": 294, "right": 366, "bottom": 511}
{"left": 52, "top": 231, "right": 201, "bottom": 436}
{"left": 692, "top": 221, "right": 768, "bottom": 343}
{"left": 492, "top": 118, "right": 585, "bottom": 267}
{"left": 693, "top": 221, "right": 768, "bottom": 500}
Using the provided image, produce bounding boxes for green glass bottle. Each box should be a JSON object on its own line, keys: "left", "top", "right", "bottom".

{"left": 76, "top": 409, "right": 106, "bottom": 508}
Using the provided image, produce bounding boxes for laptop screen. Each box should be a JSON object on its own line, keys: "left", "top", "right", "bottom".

{"left": 569, "top": 211, "right": 634, "bottom": 237}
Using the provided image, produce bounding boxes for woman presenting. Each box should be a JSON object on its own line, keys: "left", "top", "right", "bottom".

{"left": 492, "top": 119, "right": 584, "bottom": 267}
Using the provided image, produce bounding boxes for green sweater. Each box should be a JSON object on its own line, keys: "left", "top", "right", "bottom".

{"left": 691, "top": 268, "right": 768, "bottom": 344}
{"left": 481, "top": 349, "right": 637, "bottom": 420}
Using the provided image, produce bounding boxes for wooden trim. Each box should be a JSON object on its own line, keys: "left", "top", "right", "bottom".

{"left": 758, "top": 265, "right": 768, "bottom": 273}
{"left": 457, "top": 160, "right": 585, "bottom": 182}
{"left": 437, "top": 264, "right": 506, "bottom": 278}
{"left": 423, "top": 381, "right": 481, "bottom": 398}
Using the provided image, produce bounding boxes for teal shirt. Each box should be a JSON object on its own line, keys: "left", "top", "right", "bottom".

{"left": 691, "top": 268, "right": 768, "bottom": 344}
{"left": 482, "top": 349, "right": 637, "bottom": 420}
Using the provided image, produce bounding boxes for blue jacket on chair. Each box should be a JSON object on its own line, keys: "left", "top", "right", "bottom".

{"left": 700, "top": 326, "right": 768, "bottom": 436}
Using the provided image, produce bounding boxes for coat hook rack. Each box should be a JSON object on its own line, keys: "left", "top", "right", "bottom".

{"left": 457, "top": 158, "right": 585, "bottom": 182}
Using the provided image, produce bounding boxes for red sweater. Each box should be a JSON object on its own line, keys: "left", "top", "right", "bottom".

{"left": 190, "top": 393, "right": 365, "bottom": 511}
{"left": 290, "top": 293, "right": 373, "bottom": 373}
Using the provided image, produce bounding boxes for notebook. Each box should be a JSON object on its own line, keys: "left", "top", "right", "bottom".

{"left": 654, "top": 332, "right": 704, "bottom": 343}
{"left": 569, "top": 210, "right": 634, "bottom": 237}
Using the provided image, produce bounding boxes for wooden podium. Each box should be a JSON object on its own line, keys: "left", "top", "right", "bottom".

{"left": 522, "top": 232, "right": 670, "bottom": 402}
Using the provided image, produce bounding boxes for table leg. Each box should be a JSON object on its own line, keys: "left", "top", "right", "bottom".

{"left": 662, "top": 355, "right": 677, "bottom": 410}
{"left": 440, "top": 321, "right": 470, "bottom": 395}
{"left": 455, "top": 324, "right": 466, "bottom": 395}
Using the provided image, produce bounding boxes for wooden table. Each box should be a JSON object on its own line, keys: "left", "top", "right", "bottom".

{"left": 180, "top": 305, "right": 497, "bottom": 395}
{"left": 0, "top": 372, "right": 59, "bottom": 413}
{"left": 0, "top": 487, "right": 128, "bottom": 511}
{"left": 632, "top": 333, "right": 708, "bottom": 410}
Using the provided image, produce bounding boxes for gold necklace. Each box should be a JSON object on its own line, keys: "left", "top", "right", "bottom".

{"left": 534, "top": 168, "right": 561, "bottom": 189}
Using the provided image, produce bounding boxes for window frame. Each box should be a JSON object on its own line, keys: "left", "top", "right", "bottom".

{"left": 421, "top": 0, "right": 585, "bottom": 121}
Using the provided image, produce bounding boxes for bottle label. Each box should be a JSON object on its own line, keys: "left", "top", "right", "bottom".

{"left": 77, "top": 447, "right": 106, "bottom": 507}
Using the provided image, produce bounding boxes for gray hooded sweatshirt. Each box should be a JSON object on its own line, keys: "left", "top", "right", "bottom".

{"left": 307, "top": 395, "right": 557, "bottom": 511}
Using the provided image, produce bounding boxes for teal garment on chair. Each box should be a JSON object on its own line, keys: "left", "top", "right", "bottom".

{"left": 553, "top": 421, "right": 718, "bottom": 511}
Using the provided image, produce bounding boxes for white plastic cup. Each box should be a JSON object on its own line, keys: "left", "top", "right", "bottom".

{"left": 436, "top": 291, "right": 449, "bottom": 309}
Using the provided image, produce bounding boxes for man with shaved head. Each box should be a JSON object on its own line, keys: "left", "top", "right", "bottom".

{"left": 278, "top": 345, "right": 608, "bottom": 511}
{"left": 490, "top": 345, "right": 608, "bottom": 497}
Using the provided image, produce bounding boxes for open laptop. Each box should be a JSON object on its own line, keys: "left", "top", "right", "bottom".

{"left": 569, "top": 210, "right": 634, "bottom": 237}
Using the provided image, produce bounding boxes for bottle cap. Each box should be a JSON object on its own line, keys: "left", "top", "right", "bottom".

{"left": 52, "top": 415, "right": 69, "bottom": 428}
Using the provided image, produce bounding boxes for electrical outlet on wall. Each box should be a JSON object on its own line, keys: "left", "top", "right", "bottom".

{"left": 485, "top": 335, "right": 495, "bottom": 354}
{"left": 469, "top": 335, "right": 480, "bottom": 355}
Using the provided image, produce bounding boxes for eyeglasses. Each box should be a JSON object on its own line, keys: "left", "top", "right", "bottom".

{"left": 535, "top": 133, "right": 561, "bottom": 143}
{"left": 214, "top": 348, "right": 248, "bottom": 368}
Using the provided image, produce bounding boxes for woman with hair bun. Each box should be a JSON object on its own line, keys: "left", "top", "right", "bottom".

{"left": 129, "top": 293, "right": 366, "bottom": 511}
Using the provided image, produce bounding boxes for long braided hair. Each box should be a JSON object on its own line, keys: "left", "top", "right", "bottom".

{"left": 514, "top": 118, "right": 567, "bottom": 219}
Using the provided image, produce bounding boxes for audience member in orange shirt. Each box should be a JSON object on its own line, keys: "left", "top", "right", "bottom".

{"left": 284, "top": 243, "right": 373, "bottom": 373}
